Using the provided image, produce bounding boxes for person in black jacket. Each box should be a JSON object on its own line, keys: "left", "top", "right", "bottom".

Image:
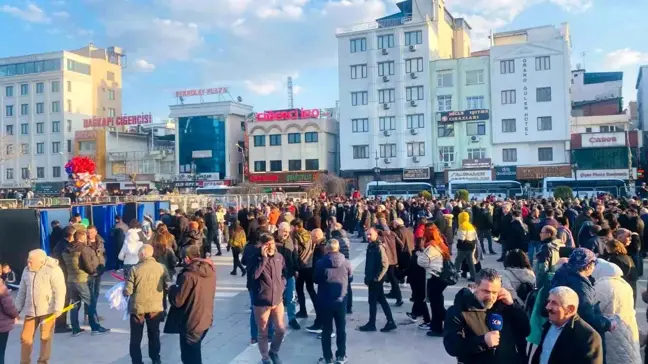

{"left": 49, "top": 220, "right": 63, "bottom": 255}
{"left": 330, "top": 223, "right": 353, "bottom": 314}
{"left": 497, "top": 203, "right": 514, "bottom": 262}
{"left": 443, "top": 268, "right": 530, "bottom": 364}
{"left": 473, "top": 203, "right": 495, "bottom": 255}
{"left": 204, "top": 207, "right": 221, "bottom": 257}
{"left": 246, "top": 212, "right": 260, "bottom": 245}
{"left": 275, "top": 222, "right": 300, "bottom": 331}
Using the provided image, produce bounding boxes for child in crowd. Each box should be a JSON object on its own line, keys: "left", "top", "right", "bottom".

{"left": 0, "top": 264, "right": 16, "bottom": 289}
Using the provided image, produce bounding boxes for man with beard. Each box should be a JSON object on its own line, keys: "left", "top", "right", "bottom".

{"left": 443, "top": 268, "right": 530, "bottom": 364}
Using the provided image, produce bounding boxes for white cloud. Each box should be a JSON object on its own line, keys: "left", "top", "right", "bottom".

{"left": 604, "top": 48, "right": 648, "bottom": 70}
{"left": 0, "top": 3, "right": 50, "bottom": 23}
{"left": 133, "top": 59, "right": 156, "bottom": 72}
{"left": 52, "top": 10, "right": 69, "bottom": 18}
{"left": 244, "top": 80, "right": 280, "bottom": 95}
{"left": 549, "top": 0, "right": 592, "bottom": 12}
{"left": 293, "top": 85, "right": 304, "bottom": 95}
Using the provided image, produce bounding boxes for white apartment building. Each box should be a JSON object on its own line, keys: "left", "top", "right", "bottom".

{"left": 490, "top": 25, "right": 572, "bottom": 169}
{"left": 635, "top": 66, "right": 648, "bottom": 133}
{"left": 0, "top": 44, "right": 124, "bottom": 187}
{"left": 336, "top": 0, "right": 470, "bottom": 189}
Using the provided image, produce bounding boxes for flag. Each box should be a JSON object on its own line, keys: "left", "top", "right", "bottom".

{"left": 42, "top": 301, "right": 79, "bottom": 323}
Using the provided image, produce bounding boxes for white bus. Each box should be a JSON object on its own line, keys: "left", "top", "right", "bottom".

{"left": 542, "top": 177, "right": 628, "bottom": 198}
{"left": 448, "top": 180, "right": 523, "bottom": 200}
{"left": 365, "top": 181, "right": 434, "bottom": 199}
{"left": 195, "top": 185, "right": 231, "bottom": 195}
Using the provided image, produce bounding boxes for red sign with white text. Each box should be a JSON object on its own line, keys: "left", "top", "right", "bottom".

{"left": 580, "top": 132, "right": 625, "bottom": 148}
{"left": 256, "top": 108, "right": 321, "bottom": 122}
{"left": 175, "top": 88, "right": 228, "bottom": 98}
{"left": 83, "top": 114, "right": 153, "bottom": 129}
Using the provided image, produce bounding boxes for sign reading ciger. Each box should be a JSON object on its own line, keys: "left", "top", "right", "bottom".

{"left": 83, "top": 114, "right": 153, "bottom": 128}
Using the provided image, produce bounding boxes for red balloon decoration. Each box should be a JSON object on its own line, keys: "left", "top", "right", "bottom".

{"left": 65, "top": 156, "right": 96, "bottom": 175}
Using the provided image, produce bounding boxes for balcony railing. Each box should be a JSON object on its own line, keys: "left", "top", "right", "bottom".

{"left": 336, "top": 15, "right": 414, "bottom": 35}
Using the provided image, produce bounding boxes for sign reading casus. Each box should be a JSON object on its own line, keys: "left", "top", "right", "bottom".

{"left": 439, "top": 109, "right": 489, "bottom": 123}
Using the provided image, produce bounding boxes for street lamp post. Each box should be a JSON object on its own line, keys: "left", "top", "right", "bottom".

{"left": 373, "top": 153, "right": 381, "bottom": 199}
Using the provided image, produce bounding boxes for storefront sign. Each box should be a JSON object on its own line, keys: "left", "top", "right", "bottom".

{"left": 176, "top": 172, "right": 220, "bottom": 181}
{"left": 516, "top": 165, "right": 572, "bottom": 180}
{"left": 439, "top": 109, "right": 489, "bottom": 123}
{"left": 192, "top": 150, "right": 212, "bottom": 159}
{"left": 581, "top": 132, "right": 626, "bottom": 148}
{"left": 575, "top": 169, "right": 637, "bottom": 180}
{"left": 462, "top": 158, "right": 492, "bottom": 169}
{"left": 74, "top": 130, "right": 96, "bottom": 140}
{"left": 171, "top": 181, "right": 204, "bottom": 189}
{"left": 34, "top": 182, "right": 66, "bottom": 195}
{"left": 174, "top": 88, "right": 228, "bottom": 98}
{"left": 522, "top": 58, "right": 529, "bottom": 136}
{"left": 248, "top": 171, "right": 321, "bottom": 184}
{"left": 495, "top": 166, "right": 517, "bottom": 180}
{"left": 447, "top": 169, "right": 492, "bottom": 182}
{"left": 83, "top": 114, "right": 153, "bottom": 128}
{"left": 256, "top": 108, "right": 321, "bottom": 121}
{"left": 403, "top": 168, "right": 430, "bottom": 180}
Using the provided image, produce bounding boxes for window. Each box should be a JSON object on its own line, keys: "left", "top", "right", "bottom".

{"left": 405, "top": 86, "right": 424, "bottom": 101}
{"left": 352, "top": 145, "right": 369, "bottom": 159}
{"left": 20, "top": 104, "right": 28, "bottom": 116}
{"left": 467, "top": 148, "right": 486, "bottom": 160}
{"left": 288, "top": 160, "right": 302, "bottom": 171}
{"left": 108, "top": 108, "right": 116, "bottom": 117}
{"left": 5, "top": 168, "right": 13, "bottom": 180}
{"left": 466, "top": 70, "right": 484, "bottom": 85}
{"left": 305, "top": 159, "right": 319, "bottom": 170}
{"left": 439, "top": 146, "right": 455, "bottom": 163}
{"left": 379, "top": 116, "right": 395, "bottom": 131}
{"left": 537, "top": 116, "right": 552, "bottom": 131}
{"left": 405, "top": 58, "right": 424, "bottom": 73}
{"left": 36, "top": 102, "right": 44, "bottom": 114}
{"left": 36, "top": 167, "right": 44, "bottom": 179}
{"left": 253, "top": 135, "right": 266, "bottom": 147}
{"left": 20, "top": 84, "right": 28, "bottom": 96}
{"left": 254, "top": 161, "right": 266, "bottom": 172}
{"left": 67, "top": 81, "right": 72, "bottom": 92}
{"left": 501, "top": 90, "right": 516, "bottom": 104}
{"left": 407, "top": 142, "right": 425, "bottom": 157}
{"left": 21, "top": 168, "right": 29, "bottom": 180}
{"left": 503, "top": 148, "right": 517, "bottom": 162}
{"left": 437, "top": 95, "right": 452, "bottom": 111}
{"left": 351, "top": 91, "right": 368, "bottom": 106}
{"left": 270, "top": 160, "right": 282, "bottom": 172}
{"left": 404, "top": 30, "right": 422, "bottom": 46}
{"left": 4, "top": 105, "right": 12, "bottom": 117}
{"left": 67, "top": 100, "right": 72, "bottom": 112}
{"left": 378, "top": 88, "right": 395, "bottom": 103}
{"left": 437, "top": 72, "right": 453, "bottom": 87}
{"left": 108, "top": 89, "right": 115, "bottom": 100}
{"left": 536, "top": 87, "right": 552, "bottom": 102}
{"left": 66, "top": 120, "right": 72, "bottom": 132}
{"left": 466, "top": 121, "right": 486, "bottom": 136}
{"left": 66, "top": 60, "right": 90, "bottom": 75}
{"left": 352, "top": 118, "right": 368, "bottom": 133}
{"left": 585, "top": 127, "right": 592, "bottom": 133}
{"left": 5, "top": 125, "right": 12, "bottom": 135}
{"left": 305, "top": 132, "right": 318, "bottom": 143}
{"left": 52, "top": 141, "right": 60, "bottom": 153}
{"left": 20, "top": 123, "right": 28, "bottom": 135}
{"left": 377, "top": 34, "right": 395, "bottom": 49}
{"left": 466, "top": 96, "right": 484, "bottom": 110}
{"left": 51, "top": 81, "right": 60, "bottom": 93}
{"left": 5, "top": 86, "right": 12, "bottom": 97}
{"left": 107, "top": 71, "right": 115, "bottom": 81}
{"left": 377, "top": 61, "right": 395, "bottom": 76}
{"left": 67, "top": 139, "right": 71, "bottom": 153}
{"left": 52, "top": 120, "right": 60, "bottom": 132}
{"left": 538, "top": 147, "right": 553, "bottom": 162}
{"left": 20, "top": 143, "right": 28, "bottom": 155}
{"left": 500, "top": 60, "right": 515, "bottom": 74}
{"left": 350, "top": 38, "right": 366, "bottom": 53}
{"left": 52, "top": 101, "right": 60, "bottom": 113}
{"left": 406, "top": 114, "right": 424, "bottom": 129}
{"left": 502, "top": 119, "right": 516, "bottom": 133}
{"left": 53, "top": 166, "right": 61, "bottom": 178}
{"left": 269, "top": 134, "right": 281, "bottom": 146}
{"left": 36, "top": 82, "right": 44, "bottom": 94}
{"left": 379, "top": 143, "right": 397, "bottom": 158}
{"left": 437, "top": 124, "right": 454, "bottom": 137}
{"left": 350, "top": 64, "right": 367, "bottom": 79}
{"left": 535, "top": 56, "right": 550, "bottom": 71}
{"left": 36, "top": 142, "right": 44, "bottom": 154}
{"left": 288, "top": 133, "right": 301, "bottom": 143}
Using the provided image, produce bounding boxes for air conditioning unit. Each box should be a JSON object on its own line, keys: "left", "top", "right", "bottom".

{"left": 381, "top": 48, "right": 388, "bottom": 55}
{"left": 409, "top": 45, "right": 416, "bottom": 52}
{"left": 410, "top": 128, "right": 418, "bottom": 135}
{"left": 382, "top": 75, "right": 389, "bottom": 82}
{"left": 383, "top": 130, "right": 391, "bottom": 137}
{"left": 384, "top": 158, "right": 391, "bottom": 164}
{"left": 383, "top": 103, "right": 390, "bottom": 110}
{"left": 470, "top": 136, "right": 479, "bottom": 143}
{"left": 410, "top": 100, "right": 417, "bottom": 107}
{"left": 412, "top": 156, "right": 420, "bottom": 163}
{"left": 410, "top": 72, "right": 417, "bottom": 79}
{"left": 443, "top": 162, "right": 451, "bottom": 168}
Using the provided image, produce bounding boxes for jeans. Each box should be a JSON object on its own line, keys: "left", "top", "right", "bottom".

{"left": 320, "top": 301, "right": 347, "bottom": 361}
{"left": 254, "top": 303, "right": 287, "bottom": 361}
{"left": 129, "top": 312, "right": 162, "bottom": 364}
{"left": 410, "top": 279, "right": 430, "bottom": 323}
{"left": 69, "top": 282, "right": 101, "bottom": 331}
{"left": 0, "top": 331, "right": 7, "bottom": 364}
{"left": 454, "top": 249, "right": 476, "bottom": 280}
{"left": 179, "top": 330, "right": 208, "bottom": 364}
{"left": 386, "top": 266, "right": 402, "bottom": 301}
{"left": 296, "top": 268, "right": 318, "bottom": 318}
{"left": 427, "top": 275, "right": 448, "bottom": 334}
{"left": 20, "top": 315, "right": 55, "bottom": 364}
{"left": 231, "top": 247, "right": 245, "bottom": 274}
{"left": 86, "top": 275, "right": 102, "bottom": 321}
{"left": 250, "top": 291, "right": 274, "bottom": 341}
{"left": 528, "top": 241, "right": 542, "bottom": 265}
{"left": 284, "top": 277, "right": 296, "bottom": 321}
{"left": 477, "top": 229, "right": 494, "bottom": 253}
{"left": 367, "top": 281, "right": 393, "bottom": 326}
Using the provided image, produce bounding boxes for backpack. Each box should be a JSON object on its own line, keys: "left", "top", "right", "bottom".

{"left": 516, "top": 281, "right": 535, "bottom": 304}
{"left": 439, "top": 259, "right": 460, "bottom": 286}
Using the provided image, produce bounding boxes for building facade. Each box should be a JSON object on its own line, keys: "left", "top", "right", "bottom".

{"left": 489, "top": 25, "right": 572, "bottom": 178}
{"left": 0, "top": 44, "right": 124, "bottom": 188}
{"left": 336, "top": 0, "right": 471, "bottom": 190}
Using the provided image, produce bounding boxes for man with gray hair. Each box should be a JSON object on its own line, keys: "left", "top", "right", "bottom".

{"left": 275, "top": 221, "right": 300, "bottom": 330}
{"left": 531, "top": 286, "right": 603, "bottom": 364}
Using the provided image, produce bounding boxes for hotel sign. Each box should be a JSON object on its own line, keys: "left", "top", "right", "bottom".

{"left": 439, "top": 109, "right": 489, "bottom": 123}
{"left": 83, "top": 114, "right": 153, "bottom": 128}
{"left": 256, "top": 108, "right": 322, "bottom": 122}
{"left": 174, "top": 88, "right": 228, "bottom": 98}
{"left": 522, "top": 58, "right": 529, "bottom": 136}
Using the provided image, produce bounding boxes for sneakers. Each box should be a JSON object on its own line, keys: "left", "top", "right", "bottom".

{"left": 71, "top": 328, "right": 85, "bottom": 337}
{"left": 405, "top": 312, "right": 417, "bottom": 323}
{"left": 91, "top": 327, "right": 111, "bottom": 336}
{"left": 289, "top": 319, "right": 301, "bottom": 330}
{"left": 269, "top": 351, "right": 283, "bottom": 364}
{"left": 418, "top": 322, "right": 431, "bottom": 330}
{"left": 296, "top": 311, "right": 308, "bottom": 319}
{"left": 55, "top": 325, "right": 73, "bottom": 334}
{"left": 318, "top": 358, "right": 333, "bottom": 364}
{"left": 358, "top": 323, "right": 376, "bottom": 332}
{"left": 394, "top": 300, "right": 404, "bottom": 307}
{"left": 380, "top": 321, "right": 397, "bottom": 332}
{"left": 317, "top": 332, "right": 336, "bottom": 339}
{"left": 306, "top": 324, "right": 323, "bottom": 334}
{"left": 426, "top": 330, "right": 443, "bottom": 337}
{"left": 335, "top": 355, "right": 348, "bottom": 364}
{"left": 230, "top": 271, "right": 237, "bottom": 276}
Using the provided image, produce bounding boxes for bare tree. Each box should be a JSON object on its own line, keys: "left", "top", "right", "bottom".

{"left": 0, "top": 136, "right": 16, "bottom": 165}
{"left": 231, "top": 181, "right": 263, "bottom": 195}
{"left": 307, "top": 174, "right": 347, "bottom": 197}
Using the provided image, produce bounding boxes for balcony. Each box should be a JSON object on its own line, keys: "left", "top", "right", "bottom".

{"left": 108, "top": 150, "right": 174, "bottom": 162}
{"left": 336, "top": 15, "right": 415, "bottom": 35}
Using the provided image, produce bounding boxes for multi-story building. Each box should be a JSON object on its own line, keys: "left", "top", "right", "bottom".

{"left": 336, "top": 0, "right": 471, "bottom": 191}
{"left": 489, "top": 25, "right": 572, "bottom": 182}
{"left": 0, "top": 44, "right": 124, "bottom": 189}
{"left": 431, "top": 55, "right": 492, "bottom": 185}
{"left": 246, "top": 107, "right": 338, "bottom": 190}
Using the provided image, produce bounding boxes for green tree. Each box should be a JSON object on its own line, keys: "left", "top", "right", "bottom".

{"left": 455, "top": 189, "right": 469, "bottom": 202}
{"left": 419, "top": 190, "right": 433, "bottom": 201}
{"left": 553, "top": 186, "right": 573, "bottom": 200}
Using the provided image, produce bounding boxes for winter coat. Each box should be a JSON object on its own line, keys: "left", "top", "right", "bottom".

{"left": 275, "top": 237, "right": 299, "bottom": 278}
{"left": 251, "top": 253, "right": 286, "bottom": 307}
{"left": 591, "top": 260, "right": 641, "bottom": 364}
{"left": 330, "top": 230, "right": 351, "bottom": 259}
{"left": 456, "top": 228, "right": 478, "bottom": 252}
{"left": 530, "top": 315, "right": 603, "bottom": 364}
{"left": 88, "top": 235, "right": 106, "bottom": 274}
{"left": 125, "top": 257, "right": 170, "bottom": 315}
{"left": 509, "top": 219, "right": 529, "bottom": 251}
{"left": 501, "top": 267, "right": 536, "bottom": 303}
{"left": 314, "top": 252, "right": 353, "bottom": 307}
{"left": 534, "top": 238, "right": 561, "bottom": 287}
{"left": 229, "top": 229, "right": 247, "bottom": 250}
{"left": 378, "top": 229, "right": 398, "bottom": 266}
{"left": 61, "top": 242, "right": 99, "bottom": 283}
{"left": 154, "top": 248, "right": 178, "bottom": 279}
{"left": 168, "top": 258, "right": 216, "bottom": 335}
{"left": 293, "top": 228, "right": 314, "bottom": 269}
{"left": 416, "top": 245, "right": 443, "bottom": 277}
{"left": 15, "top": 257, "right": 66, "bottom": 317}
{"left": 442, "top": 214, "right": 454, "bottom": 243}
{"left": 119, "top": 229, "right": 145, "bottom": 265}
{"left": 364, "top": 242, "right": 389, "bottom": 285}
{"left": 0, "top": 291, "right": 18, "bottom": 333}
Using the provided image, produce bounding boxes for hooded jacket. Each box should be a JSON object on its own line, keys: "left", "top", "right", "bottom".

{"left": 456, "top": 212, "right": 478, "bottom": 252}
{"left": 314, "top": 252, "right": 352, "bottom": 307}
{"left": 169, "top": 258, "right": 216, "bottom": 335}
{"left": 443, "top": 288, "right": 530, "bottom": 364}
{"left": 294, "top": 228, "right": 314, "bottom": 269}
{"left": 88, "top": 235, "right": 106, "bottom": 275}
{"left": 15, "top": 257, "right": 66, "bottom": 317}
{"left": 119, "top": 229, "right": 145, "bottom": 265}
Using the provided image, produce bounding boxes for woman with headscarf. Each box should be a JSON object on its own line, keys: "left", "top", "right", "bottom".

{"left": 454, "top": 211, "right": 478, "bottom": 282}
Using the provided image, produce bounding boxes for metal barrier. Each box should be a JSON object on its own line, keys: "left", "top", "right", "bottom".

{"left": 0, "top": 199, "right": 20, "bottom": 209}
{"left": 23, "top": 197, "right": 73, "bottom": 207}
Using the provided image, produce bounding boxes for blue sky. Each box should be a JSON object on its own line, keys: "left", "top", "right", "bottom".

{"left": 0, "top": 0, "right": 645, "bottom": 121}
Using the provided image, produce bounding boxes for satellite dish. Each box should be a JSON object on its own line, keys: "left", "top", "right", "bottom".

{"left": 237, "top": 96, "right": 243, "bottom": 102}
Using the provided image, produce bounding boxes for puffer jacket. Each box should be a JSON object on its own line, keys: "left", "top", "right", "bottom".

{"left": 293, "top": 228, "right": 314, "bottom": 269}
{"left": 501, "top": 267, "right": 536, "bottom": 302}
{"left": 119, "top": 229, "right": 145, "bottom": 265}
{"left": 15, "top": 257, "right": 66, "bottom": 317}
{"left": 229, "top": 229, "right": 247, "bottom": 250}
{"left": 62, "top": 242, "right": 99, "bottom": 283}
{"left": 592, "top": 259, "right": 641, "bottom": 364}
